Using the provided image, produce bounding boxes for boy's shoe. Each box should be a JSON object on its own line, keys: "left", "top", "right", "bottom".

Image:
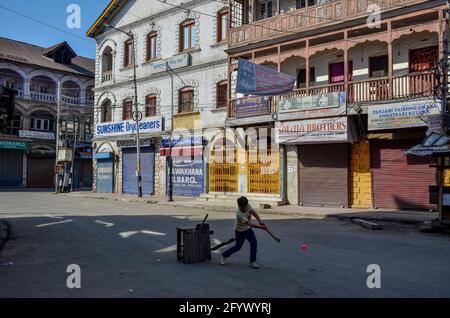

{"left": 249, "top": 262, "right": 260, "bottom": 269}
{"left": 219, "top": 256, "right": 226, "bottom": 266}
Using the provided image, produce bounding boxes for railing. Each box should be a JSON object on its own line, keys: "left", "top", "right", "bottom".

{"left": 62, "top": 96, "right": 80, "bottom": 105}
{"left": 230, "top": 0, "right": 428, "bottom": 47}
{"left": 102, "top": 71, "right": 112, "bottom": 83}
{"left": 228, "top": 71, "right": 437, "bottom": 118}
{"left": 30, "top": 91, "right": 56, "bottom": 103}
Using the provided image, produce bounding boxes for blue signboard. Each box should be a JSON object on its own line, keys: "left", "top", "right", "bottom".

{"left": 236, "top": 96, "right": 270, "bottom": 118}
{"left": 168, "top": 156, "right": 204, "bottom": 197}
{"left": 236, "top": 58, "right": 296, "bottom": 96}
{"left": 161, "top": 135, "right": 203, "bottom": 148}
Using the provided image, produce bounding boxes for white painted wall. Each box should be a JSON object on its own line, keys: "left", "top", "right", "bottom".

{"left": 94, "top": 0, "right": 229, "bottom": 130}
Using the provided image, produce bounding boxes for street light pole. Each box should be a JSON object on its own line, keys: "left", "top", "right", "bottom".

{"left": 105, "top": 24, "right": 143, "bottom": 197}
{"left": 166, "top": 62, "right": 174, "bottom": 202}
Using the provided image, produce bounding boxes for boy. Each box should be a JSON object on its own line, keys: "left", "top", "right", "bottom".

{"left": 219, "top": 196, "right": 267, "bottom": 269}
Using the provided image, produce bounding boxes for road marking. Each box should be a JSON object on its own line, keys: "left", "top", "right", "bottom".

{"left": 141, "top": 230, "right": 166, "bottom": 236}
{"left": 94, "top": 220, "right": 115, "bottom": 227}
{"left": 155, "top": 244, "right": 177, "bottom": 253}
{"left": 46, "top": 215, "right": 64, "bottom": 219}
{"left": 119, "top": 231, "right": 139, "bottom": 238}
{"left": 36, "top": 220, "right": 73, "bottom": 228}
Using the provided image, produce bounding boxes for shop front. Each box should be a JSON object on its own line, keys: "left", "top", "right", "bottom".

{"left": 0, "top": 137, "right": 28, "bottom": 188}
{"left": 94, "top": 152, "right": 115, "bottom": 193}
{"left": 278, "top": 115, "right": 357, "bottom": 207}
{"left": 161, "top": 135, "right": 205, "bottom": 197}
{"left": 27, "top": 145, "right": 55, "bottom": 188}
{"left": 367, "top": 99, "right": 440, "bottom": 210}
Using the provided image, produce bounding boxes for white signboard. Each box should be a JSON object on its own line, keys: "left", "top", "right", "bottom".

{"left": 19, "top": 130, "right": 55, "bottom": 140}
{"left": 150, "top": 53, "right": 190, "bottom": 74}
{"left": 368, "top": 100, "right": 441, "bottom": 131}
{"left": 277, "top": 117, "right": 348, "bottom": 144}
{"left": 95, "top": 116, "right": 162, "bottom": 138}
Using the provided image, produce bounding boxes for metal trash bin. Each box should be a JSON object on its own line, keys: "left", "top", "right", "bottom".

{"left": 177, "top": 215, "right": 212, "bottom": 264}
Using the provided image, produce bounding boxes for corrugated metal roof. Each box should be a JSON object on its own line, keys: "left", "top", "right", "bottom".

{"left": 0, "top": 37, "right": 94, "bottom": 77}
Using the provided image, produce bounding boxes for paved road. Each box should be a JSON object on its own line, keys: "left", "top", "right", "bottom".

{"left": 1, "top": 191, "right": 450, "bottom": 298}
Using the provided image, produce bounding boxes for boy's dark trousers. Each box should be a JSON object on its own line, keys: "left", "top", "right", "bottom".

{"left": 222, "top": 228, "right": 257, "bottom": 263}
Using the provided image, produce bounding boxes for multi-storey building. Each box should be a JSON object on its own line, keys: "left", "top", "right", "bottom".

{"left": 88, "top": 0, "right": 229, "bottom": 196}
{"left": 0, "top": 38, "right": 95, "bottom": 189}
{"left": 224, "top": 0, "right": 449, "bottom": 210}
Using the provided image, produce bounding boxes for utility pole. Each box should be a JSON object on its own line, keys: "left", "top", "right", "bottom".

{"left": 105, "top": 24, "right": 143, "bottom": 197}
{"left": 69, "top": 116, "right": 78, "bottom": 193}
{"left": 166, "top": 61, "right": 174, "bottom": 202}
{"left": 55, "top": 82, "right": 61, "bottom": 194}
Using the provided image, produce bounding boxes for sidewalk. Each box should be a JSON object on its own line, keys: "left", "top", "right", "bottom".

{"left": 64, "top": 191, "right": 439, "bottom": 225}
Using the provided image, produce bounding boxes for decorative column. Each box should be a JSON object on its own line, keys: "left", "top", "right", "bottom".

{"left": 344, "top": 31, "right": 349, "bottom": 97}
{"left": 388, "top": 21, "right": 393, "bottom": 99}
{"left": 306, "top": 40, "right": 310, "bottom": 94}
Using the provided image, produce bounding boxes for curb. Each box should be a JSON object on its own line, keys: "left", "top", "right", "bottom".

{"left": 0, "top": 220, "right": 9, "bottom": 251}
{"left": 62, "top": 194, "right": 429, "bottom": 225}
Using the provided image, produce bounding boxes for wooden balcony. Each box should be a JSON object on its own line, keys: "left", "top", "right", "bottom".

{"left": 230, "top": 0, "right": 430, "bottom": 48}
{"left": 228, "top": 71, "right": 437, "bottom": 118}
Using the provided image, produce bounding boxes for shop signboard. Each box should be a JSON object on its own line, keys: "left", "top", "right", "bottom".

{"left": 95, "top": 116, "right": 162, "bottom": 138}
{"left": 236, "top": 96, "right": 270, "bottom": 118}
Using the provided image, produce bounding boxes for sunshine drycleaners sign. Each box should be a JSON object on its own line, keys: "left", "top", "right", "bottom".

{"left": 95, "top": 116, "right": 162, "bottom": 137}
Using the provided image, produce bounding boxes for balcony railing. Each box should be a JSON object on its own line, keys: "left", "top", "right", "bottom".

{"left": 102, "top": 71, "right": 112, "bottom": 83}
{"left": 230, "top": 0, "right": 429, "bottom": 47}
{"left": 228, "top": 71, "right": 437, "bottom": 118}
{"left": 62, "top": 96, "right": 81, "bottom": 105}
{"left": 30, "top": 91, "right": 57, "bottom": 103}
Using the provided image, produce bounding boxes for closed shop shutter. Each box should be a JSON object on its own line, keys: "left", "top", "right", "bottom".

{"left": 0, "top": 150, "right": 23, "bottom": 188}
{"left": 96, "top": 158, "right": 114, "bottom": 193}
{"left": 74, "top": 160, "right": 93, "bottom": 189}
{"left": 27, "top": 157, "right": 54, "bottom": 188}
{"left": 122, "top": 147, "right": 155, "bottom": 195}
{"left": 371, "top": 139, "right": 436, "bottom": 210}
{"left": 298, "top": 144, "right": 349, "bottom": 207}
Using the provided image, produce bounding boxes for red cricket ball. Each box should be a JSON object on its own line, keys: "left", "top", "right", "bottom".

{"left": 301, "top": 244, "right": 308, "bottom": 251}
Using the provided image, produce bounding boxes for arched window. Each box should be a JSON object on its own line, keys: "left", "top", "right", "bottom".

{"left": 145, "top": 95, "right": 157, "bottom": 117}
{"left": 30, "top": 111, "right": 55, "bottom": 132}
{"left": 122, "top": 99, "right": 133, "bottom": 120}
{"left": 180, "top": 20, "right": 197, "bottom": 52}
{"left": 100, "top": 99, "right": 112, "bottom": 123}
{"left": 146, "top": 32, "right": 158, "bottom": 61}
{"left": 178, "top": 87, "right": 194, "bottom": 113}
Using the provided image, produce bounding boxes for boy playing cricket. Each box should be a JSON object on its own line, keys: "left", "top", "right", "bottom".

{"left": 220, "top": 196, "right": 267, "bottom": 269}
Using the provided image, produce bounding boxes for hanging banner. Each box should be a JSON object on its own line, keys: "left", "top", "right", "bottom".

{"left": 236, "top": 58, "right": 295, "bottom": 96}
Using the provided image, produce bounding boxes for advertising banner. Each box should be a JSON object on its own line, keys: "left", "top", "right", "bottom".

{"left": 236, "top": 58, "right": 295, "bottom": 96}
{"left": 236, "top": 96, "right": 270, "bottom": 118}
{"left": 368, "top": 100, "right": 441, "bottom": 131}
{"left": 168, "top": 156, "right": 204, "bottom": 197}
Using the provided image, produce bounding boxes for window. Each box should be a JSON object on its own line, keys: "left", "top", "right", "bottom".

{"left": 122, "top": 99, "right": 133, "bottom": 120}
{"left": 146, "top": 33, "right": 158, "bottom": 61}
{"left": 30, "top": 117, "right": 54, "bottom": 131}
{"left": 296, "top": 67, "right": 316, "bottom": 88}
{"left": 180, "top": 20, "right": 197, "bottom": 51}
{"left": 369, "top": 55, "right": 388, "bottom": 78}
{"left": 178, "top": 88, "right": 194, "bottom": 113}
{"left": 145, "top": 95, "right": 157, "bottom": 117}
{"left": 40, "top": 85, "right": 50, "bottom": 94}
{"left": 5, "top": 79, "right": 18, "bottom": 90}
{"left": 258, "top": 0, "right": 273, "bottom": 20}
{"left": 216, "top": 81, "right": 228, "bottom": 108}
{"left": 101, "top": 102, "right": 112, "bottom": 123}
{"left": 124, "top": 40, "right": 134, "bottom": 67}
{"left": 217, "top": 10, "right": 229, "bottom": 43}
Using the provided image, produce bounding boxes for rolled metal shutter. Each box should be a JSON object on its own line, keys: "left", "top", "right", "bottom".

{"left": 298, "top": 144, "right": 349, "bottom": 207}
{"left": 371, "top": 139, "right": 436, "bottom": 210}
{"left": 122, "top": 147, "right": 155, "bottom": 195}
{"left": 27, "top": 157, "right": 54, "bottom": 188}
{"left": 96, "top": 158, "right": 114, "bottom": 193}
{"left": 0, "top": 150, "right": 23, "bottom": 188}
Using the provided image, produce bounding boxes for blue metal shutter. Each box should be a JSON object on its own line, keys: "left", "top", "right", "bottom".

{"left": 0, "top": 150, "right": 23, "bottom": 188}
{"left": 96, "top": 158, "right": 114, "bottom": 193}
{"left": 168, "top": 156, "right": 205, "bottom": 197}
{"left": 122, "top": 147, "right": 155, "bottom": 195}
